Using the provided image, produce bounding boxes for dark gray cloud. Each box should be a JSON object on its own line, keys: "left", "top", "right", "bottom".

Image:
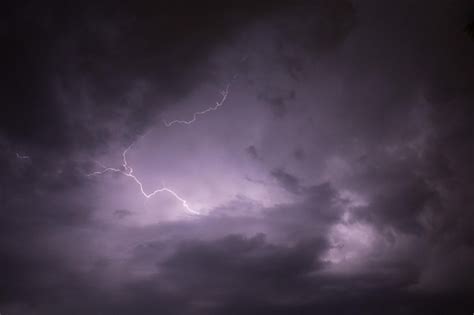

{"left": 271, "top": 168, "right": 302, "bottom": 194}
{"left": 1, "top": 0, "right": 474, "bottom": 314}
{"left": 258, "top": 89, "right": 295, "bottom": 118}
{"left": 245, "top": 145, "right": 260, "bottom": 160}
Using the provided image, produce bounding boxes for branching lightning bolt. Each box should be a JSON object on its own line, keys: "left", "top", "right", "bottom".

{"left": 87, "top": 144, "right": 200, "bottom": 215}
{"left": 89, "top": 71, "right": 241, "bottom": 215}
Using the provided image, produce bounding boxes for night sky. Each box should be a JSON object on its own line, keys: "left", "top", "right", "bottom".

{"left": 1, "top": 1, "right": 474, "bottom": 314}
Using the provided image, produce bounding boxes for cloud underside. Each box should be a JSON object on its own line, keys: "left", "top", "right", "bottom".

{"left": 1, "top": 1, "right": 474, "bottom": 314}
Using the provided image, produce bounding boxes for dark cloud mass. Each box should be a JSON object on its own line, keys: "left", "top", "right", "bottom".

{"left": 1, "top": 0, "right": 474, "bottom": 314}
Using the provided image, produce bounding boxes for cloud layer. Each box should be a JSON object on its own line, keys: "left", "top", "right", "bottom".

{"left": 1, "top": 1, "right": 474, "bottom": 314}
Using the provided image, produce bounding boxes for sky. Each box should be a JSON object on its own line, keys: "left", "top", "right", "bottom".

{"left": 1, "top": 1, "right": 474, "bottom": 314}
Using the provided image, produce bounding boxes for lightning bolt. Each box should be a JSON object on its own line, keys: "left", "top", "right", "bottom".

{"left": 89, "top": 68, "right": 243, "bottom": 215}
{"left": 163, "top": 79, "right": 234, "bottom": 127}
{"left": 87, "top": 144, "right": 200, "bottom": 215}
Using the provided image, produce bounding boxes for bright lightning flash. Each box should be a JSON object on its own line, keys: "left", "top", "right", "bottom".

{"left": 89, "top": 76, "right": 238, "bottom": 215}
{"left": 87, "top": 144, "right": 200, "bottom": 215}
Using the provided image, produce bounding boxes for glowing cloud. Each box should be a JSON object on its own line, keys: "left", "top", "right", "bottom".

{"left": 87, "top": 79, "right": 239, "bottom": 215}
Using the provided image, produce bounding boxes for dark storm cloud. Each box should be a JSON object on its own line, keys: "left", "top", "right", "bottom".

{"left": 158, "top": 234, "right": 324, "bottom": 300}
{"left": 346, "top": 150, "right": 441, "bottom": 235}
{"left": 0, "top": 180, "right": 328, "bottom": 313}
{"left": 1, "top": 0, "right": 358, "bottom": 311}
{"left": 1, "top": 0, "right": 311, "bottom": 154}
{"left": 292, "top": 148, "right": 305, "bottom": 161}
{"left": 257, "top": 89, "right": 295, "bottom": 118}
{"left": 350, "top": 0, "right": 474, "bottom": 257}
{"left": 467, "top": 20, "right": 474, "bottom": 40}
{"left": 2, "top": 0, "right": 474, "bottom": 314}
{"left": 270, "top": 0, "right": 356, "bottom": 80}
{"left": 271, "top": 168, "right": 302, "bottom": 194}
{"left": 0, "top": 182, "right": 403, "bottom": 314}
{"left": 245, "top": 145, "right": 260, "bottom": 160}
